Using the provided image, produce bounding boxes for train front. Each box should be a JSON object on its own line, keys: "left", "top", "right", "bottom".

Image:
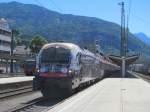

{"left": 33, "top": 44, "right": 73, "bottom": 98}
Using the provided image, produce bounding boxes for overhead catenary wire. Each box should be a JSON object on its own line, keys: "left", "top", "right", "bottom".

{"left": 126, "top": 0, "right": 150, "bottom": 55}
{"left": 34, "top": 0, "right": 44, "bottom": 7}
{"left": 34, "top": 0, "right": 63, "bottom": 13}
{"left": 128, "top": 0, "right": 150, "bottom": 25}
{"left": 127, "top": 0, "right": 132, "bottom": 26}
{"left": 126, "top": 0, "right": 132, "bottom": 54}
{"left": 49, "top": 0, "right": 63, "bottom": 13}
{"left": 132, "top": 14, "right": 150, "bottom": 25}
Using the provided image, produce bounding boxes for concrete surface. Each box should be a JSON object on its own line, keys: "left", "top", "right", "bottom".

{"left": 0, "top": 76, "right": 33, "bottom": 84}
{"left": 0, "top": 91, "right": 42, "bottom": 112}
{"left": 47, "top": 78, "right": 150, "bottom": 112}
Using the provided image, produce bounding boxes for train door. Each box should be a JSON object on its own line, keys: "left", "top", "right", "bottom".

{"left": 71, "top": 53, "right": 82, "bottom": 89}
{"left": 76, "top": 53, "right": 83, "bottom": 81}
{"left": 79, "top": 54, "right": 93, "bottom": 82}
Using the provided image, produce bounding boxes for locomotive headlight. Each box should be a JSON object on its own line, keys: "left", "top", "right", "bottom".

{"left": 68, "top": 69, "right": 75, "bottom": 78}
{"left": 36, "top": 69, "right": 39, "bottom": 72}
{"left": 68, "top": 69, "right": 75, "bottom": 76}
{"left": 68, "top": 69, "right": 73, "bottom": 74}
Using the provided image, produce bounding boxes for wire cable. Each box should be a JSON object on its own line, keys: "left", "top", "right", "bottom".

{"left": 127, "top": 0, "right": 132, "bottom": 25}
{"left": 49, "top": 0, "right": 63, "bottom": 13}
{"left": 126, "top": 0, "right": 132, "bottom": 54}
{"left": 132, "top": 14, "right": 150, "bottom": 25}
{"left": 34, "top": 0, "right": 44, "bottom": 7}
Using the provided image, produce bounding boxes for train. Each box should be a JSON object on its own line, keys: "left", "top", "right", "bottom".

{"left": 130, "top": 64, "right": 150, "bottom": 75}
{"left": 33, "top": 43, "right": 119, "bottom": 98}
{"left": 23, "top": 59, "right": 36, "bottom": 76}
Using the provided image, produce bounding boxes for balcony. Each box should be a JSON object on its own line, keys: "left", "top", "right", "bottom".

{"left": 0, "top": 45, "right": 10, "bottom": 52}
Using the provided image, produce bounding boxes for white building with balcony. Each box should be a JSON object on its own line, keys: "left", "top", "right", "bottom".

{"left": 0, "top": 18, "right": 11, "bottom": 54}
{"left": 14, "top": 45, "right": 31, "bottom": 55}
{"left": 0, "top": 18, "right": 11, "bottom": 73}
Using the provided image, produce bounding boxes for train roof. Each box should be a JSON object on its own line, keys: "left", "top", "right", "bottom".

{"left": 42, "top": 43, "right": 81, "bottom": 50}
{"left": 83, "top": 49, "right": 95, "bottom": 57}
{"left": 42, "top": 42, "right": 96, "bottom": 58}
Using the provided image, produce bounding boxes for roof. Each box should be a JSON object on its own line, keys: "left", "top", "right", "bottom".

{"left": 41, "top": 42, "right": 96, "bottom": 58}
{"left": 109, "top": 55, "right": 139, "bottom": 65}
{"left": 14, "top": 45, "right": 31, "bottom": 55}
{"left": 42, "top": 42, "right": 81, "bottom": 50}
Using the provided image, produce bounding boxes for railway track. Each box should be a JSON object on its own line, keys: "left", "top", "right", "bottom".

{"left": 8, "top": 97, "right": 46, "bottom": 112}
{"left": 8, "top": 89, "right": 85, "bottom": 112}
{"left": 5, "top": 79, "right": 99, "bottom": 112}
{"left": 0, "top": 86, "right": 33, "bottom": 99}
{"left": 6, "top": 89, "right": 79, "bottom": 112}
{"left": 7, "top": 97, "right": 64, "bottom": 112}
{"left": 128, "top": 71, "right": 150, "bottom": 82}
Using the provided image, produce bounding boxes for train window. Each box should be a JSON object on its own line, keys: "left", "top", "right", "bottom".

{"left": 23, "top": 60, "right": 36, "bottom": 70}
{"left": 56, "top": 47, "right": 71, "bottom": 63}
{"left": 40, "top": 47, "right": 55, "bottom": 63}
{"left": 40, "top": 47, "right": 71, "bottom": 64}
{"left": 80, "top": 54, "right": 94, "bottom": 64}
{"left": 76, "top": 53, "right": 82, "bottom": 65}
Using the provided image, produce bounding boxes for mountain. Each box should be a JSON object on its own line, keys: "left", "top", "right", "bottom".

{"left": 0, "top": 1, "right": 150, "bottom": 60}
{"left": 134, "top": 33, "right": 150, "bottom": 46}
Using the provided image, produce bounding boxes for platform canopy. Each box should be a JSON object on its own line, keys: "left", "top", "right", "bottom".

{"left": 109, "top": 54, "right": 139, "bottom": 66}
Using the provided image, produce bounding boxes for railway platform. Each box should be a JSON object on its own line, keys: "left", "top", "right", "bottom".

{"left": 47, "top": 76, "right": 150, "bottom": 112}
{"left": 0, "top": 72, "right": 25, "bottom": 78}
{"left": 0, "top": 76, "right": 33, "bottom": 84}
{"left": 0, "top": 76, "right": 34, "bottom": 92}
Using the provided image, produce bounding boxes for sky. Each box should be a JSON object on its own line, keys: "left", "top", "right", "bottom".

{"left": 0, "top": 0, "right": 150, "bottom": 37}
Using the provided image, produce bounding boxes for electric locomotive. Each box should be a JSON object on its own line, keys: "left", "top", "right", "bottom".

{"left": 33, "top": 43, "right": 118, "bottom": 98}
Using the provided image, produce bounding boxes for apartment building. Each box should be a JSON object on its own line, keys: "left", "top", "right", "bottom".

{"left": 0, "top": 18, "right": 11, "bottom": 54}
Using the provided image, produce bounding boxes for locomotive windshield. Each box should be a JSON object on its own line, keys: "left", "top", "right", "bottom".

{"left": 40, "top": 47, "right": 71, "bottom": 64}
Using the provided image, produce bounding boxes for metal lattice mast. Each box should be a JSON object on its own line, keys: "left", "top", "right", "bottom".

{"left": 119, "top": 2, "right": 126, "bottom": 78}
{"left": 119, "top": 2, "right": 126, "bottom": 57}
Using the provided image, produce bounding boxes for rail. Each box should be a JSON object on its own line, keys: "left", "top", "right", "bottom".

{"left": 0, "top": 86, "right": 33, "bottom": 99}
{"left": 128, "top": 71, "right": 150, "bottom": 82}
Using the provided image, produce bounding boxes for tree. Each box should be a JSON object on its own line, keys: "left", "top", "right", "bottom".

{"left": 30, "top": 35, "right": 48, "bottom": 54}
{"left": 13, "top": 29, "right": 22, "bottom": 46}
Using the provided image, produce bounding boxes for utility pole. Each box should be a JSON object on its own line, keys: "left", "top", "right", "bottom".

{"left": 119, "top": 2, "right": 126, "bottom": 77}
{"left": 10, "top": 29, "right": 15, "bottom": 73}
{"left": 109, "top": 2, "right": 139, "bottom": 78}
{"left": 95, "top": 40, "right": 101, "bottom": 54}
{"left": 119, "top": 2, "right": 126, "bottom": 57}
